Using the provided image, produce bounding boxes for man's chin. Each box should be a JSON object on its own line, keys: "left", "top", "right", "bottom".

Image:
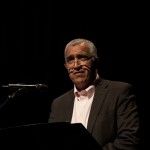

{"left": 74, "top": 79, "right": 86, "bottom": 86}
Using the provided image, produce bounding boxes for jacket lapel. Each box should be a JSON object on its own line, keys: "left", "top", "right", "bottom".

{"left": 87, "top": 80, "right": 109, "bottom": 133}
{"left": 64, "top": 90, "right": 75, "bottom": 122}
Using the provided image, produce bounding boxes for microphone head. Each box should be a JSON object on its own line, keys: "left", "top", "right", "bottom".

{"left": 35, "top": 84, "right": 48, "bottom": 90}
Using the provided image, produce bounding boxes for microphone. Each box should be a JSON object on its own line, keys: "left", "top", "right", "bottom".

{"left": 1, "top": 84, "right": 48, "bottom": 100}
{"left": 67, "top": 65, "right": 92, "bottom": 74}
{"left": 1, "top": 83, "right": 48, "bottom": 90}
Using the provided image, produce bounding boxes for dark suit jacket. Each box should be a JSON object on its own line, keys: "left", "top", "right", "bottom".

{"left": 48, "top": 79, "right": 140, "bottom": 150}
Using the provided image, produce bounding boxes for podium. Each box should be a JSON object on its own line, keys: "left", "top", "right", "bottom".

{"left": 0, "top": 122, "right": 102, "bottom": 150}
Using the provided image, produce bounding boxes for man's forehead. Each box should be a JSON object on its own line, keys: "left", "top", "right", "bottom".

{"left": 66, "top": 44, "right": 90, "bottom": 54}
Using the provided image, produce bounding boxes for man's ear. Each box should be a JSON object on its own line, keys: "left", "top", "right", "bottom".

{"left": 64, "top": 63, "right": 67, "bottom": 69}
{"left": 92, "top": 57, "right": 99, "bottom": 68}
{"left": 64, "top": 63, "right": 69, "bottom": 70}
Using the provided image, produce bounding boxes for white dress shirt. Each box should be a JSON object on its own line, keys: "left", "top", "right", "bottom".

{"left": 71, "top": 85, "right": 95, "bottom": 128}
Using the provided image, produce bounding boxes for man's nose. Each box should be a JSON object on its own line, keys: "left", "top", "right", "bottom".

{"left": 73, "top": 58, "right": 80, "bottom": 68}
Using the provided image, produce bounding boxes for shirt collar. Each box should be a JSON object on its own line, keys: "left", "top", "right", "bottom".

{"left": 74, "top": 85, "right": 95, "bottom": 99}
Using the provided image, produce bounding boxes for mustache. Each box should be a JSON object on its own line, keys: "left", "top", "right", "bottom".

{"left": 67, "top": 65, "right": 92, "bottom": 74}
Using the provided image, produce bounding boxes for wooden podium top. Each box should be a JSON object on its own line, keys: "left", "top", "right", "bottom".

{"left": 0, "top": 122, "right": 102, "bottom": 150}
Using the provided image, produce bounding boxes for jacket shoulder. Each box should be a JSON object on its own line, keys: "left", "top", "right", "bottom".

{"left": 99, "top": 79, "right": 133, "bottom": 90}
{"left": 53, "top": 89, "right": 74, "bottom": 102}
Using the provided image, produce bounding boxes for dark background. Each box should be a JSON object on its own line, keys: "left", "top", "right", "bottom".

{"left": 0, "top": 1, "right": 149, "bottom": 149}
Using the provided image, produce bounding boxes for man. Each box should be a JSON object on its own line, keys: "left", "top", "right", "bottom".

{"left": 48, "top": 38, "right": 140, "bottom": 150}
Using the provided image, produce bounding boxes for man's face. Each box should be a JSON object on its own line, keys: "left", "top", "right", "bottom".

{"left": 65, "top": 43, "right": 96, "bottom": 90}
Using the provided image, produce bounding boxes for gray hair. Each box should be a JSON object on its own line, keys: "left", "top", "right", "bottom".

{"left": 64, "top": 38, "right": 98, "bottom": 58}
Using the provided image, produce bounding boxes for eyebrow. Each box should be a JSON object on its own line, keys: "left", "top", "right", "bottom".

{"left": 66, "top": 54, "right": 89, "bottom": 58}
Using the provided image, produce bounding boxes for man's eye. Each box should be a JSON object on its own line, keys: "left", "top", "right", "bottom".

{"left": 79, "top": 56, "right": 89, "bottom": 61}
{"left": 80, "top": 58, "right": 87, "bottom": 61}
{"left": 66, "top": 58, "right": 74, "bottom": 63}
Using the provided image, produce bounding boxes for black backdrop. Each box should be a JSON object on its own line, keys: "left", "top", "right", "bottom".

{"left": 0, "top": 1, "right": 149, "bottom": 149}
